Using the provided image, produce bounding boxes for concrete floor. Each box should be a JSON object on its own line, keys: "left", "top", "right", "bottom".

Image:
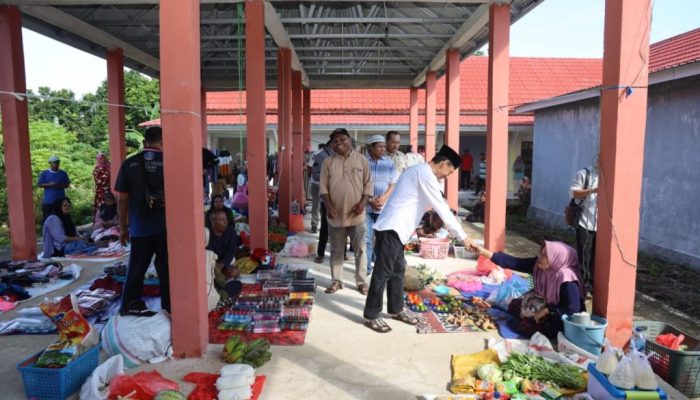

{"left": 1, "top": 218, "right": 697, "bottom": 399}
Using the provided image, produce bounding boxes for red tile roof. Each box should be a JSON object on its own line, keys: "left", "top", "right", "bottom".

{"left": 141, "top": 114, "right": 534, "bottom": 127}
{"left": 650, "top": 27, "right": 700, "bottom": 73}
{"left": 205, "top": 57, "right": 602, "bottom": 115}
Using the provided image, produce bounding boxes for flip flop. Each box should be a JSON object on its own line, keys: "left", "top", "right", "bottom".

{"left": 364, "top": 318, "right": 392, "bottom": 333}
{"left": 357, "top": 283, "right": 369, "bottom": 295}
{"left": 391, "top": 310, "right": 419, "bottom": 326}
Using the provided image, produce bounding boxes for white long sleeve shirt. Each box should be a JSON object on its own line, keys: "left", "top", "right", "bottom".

{"left": 373, "top": 163, "right": 468, "bottom": 244}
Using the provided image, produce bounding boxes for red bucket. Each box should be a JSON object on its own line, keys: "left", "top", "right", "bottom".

{"left": 288, "top": 214, "right": 305, "bottom": 233}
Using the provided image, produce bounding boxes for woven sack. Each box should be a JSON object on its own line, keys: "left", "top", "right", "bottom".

{"left": 404, "top": 265, "right": 426, "bottom": 291}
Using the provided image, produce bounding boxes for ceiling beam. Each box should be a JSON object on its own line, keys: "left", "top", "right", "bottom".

{"left": 412, "top": 2, "right": 491, "bottom": 87}
{"left": 19, "top": 5, "right": 159, "bottom": 71}
{"left": 78, "top": 17, "right": 470, "bottom": 26}
{"left": 263, "top": 1, "right": 309, "bottom": 87}
{"left": 201, "top": 46, "right": 443, "bottom": 52}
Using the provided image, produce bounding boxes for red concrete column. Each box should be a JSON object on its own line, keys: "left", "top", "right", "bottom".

{"left": 445, "top": 49, "right": 460, "bottom": 210}
{"left": 107, "top": 48, "right": 126, "bottom": 190}
{"left": 159, "top": 0, "right": 207, "bottom": 357}
{"left": 303, "top": 88, "right": 311, "bottom": 152}
{"left": 409, "top": 87, "right": 419, "bottom": 152}
{"left": 277, "top": 48, "right": 292, "bottom": 225}
{"left": 594, "top": 0, "right": 652, "bottom": 347}
{"left": 425, "top": 71, "right": 437, "bottom": 161}
{"left": 0, "top": 6, "right": 37, "bottom": 260}
{"left": 246, "top": 0, "right": 268, "bottom": 250}
{"left": 201, "top": 88, "right": 208, "bottom": 146}
{"left": 291, "top": 70, "right": 305, "bottom": 207}
{"left": 484, "top": 3, "right": 510, "bottom": 251}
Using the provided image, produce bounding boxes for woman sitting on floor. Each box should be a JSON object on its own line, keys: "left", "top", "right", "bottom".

{"left": 42, "top": 197, "right": 90, "bottom": 258}
{"left": 468, "top": 240, "right": 585, "bottom": 338}
{"left": 91, "top": 192, "right": 120, "bottom": 242}
{"left": 205, "top": 194, "right": 235, "bottom": 229}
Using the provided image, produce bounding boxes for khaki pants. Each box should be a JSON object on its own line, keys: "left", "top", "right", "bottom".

{"left": 328, "top": 223, "right": 367, "bottom": 286}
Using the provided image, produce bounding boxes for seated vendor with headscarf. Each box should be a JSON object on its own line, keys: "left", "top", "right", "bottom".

{"left": 91, "top": 192, "right": 120, "bottom": 242}
{"left": 207, "top": 209, "right": 242, "bottom": 301}
{"left": 42, "top": 197, "right": 90, "bottom": 258}
{"left": 468, "top": 240, "right": 585, "bottom": 338}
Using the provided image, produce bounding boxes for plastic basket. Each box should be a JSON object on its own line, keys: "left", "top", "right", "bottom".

{"left": 419, "top": 238, "right": 450, "bottom": 259}
{"left": 634, "top": 320, "right": 700, "bottom": 398}
{"left": 587, "top": 363, "right": 667, "bottom": 399}
{"left": 17, "top": 344, "right": 100, "bottom": 400}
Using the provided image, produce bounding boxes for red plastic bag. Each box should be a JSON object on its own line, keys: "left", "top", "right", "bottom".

{"left": 183, "top": 372, "right": 219, "bottom": 400}
{"left": 656, "top": 333, "right": 685, "bottom": 350}
{"left": 476, "top": 256, "right": 513, "bottom": 279}
{"left": 108, "top": 370, "right": 179, "bottom": 400}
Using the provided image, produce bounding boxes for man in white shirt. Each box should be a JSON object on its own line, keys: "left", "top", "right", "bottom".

{"left": 363, "top": 145, "right": 470, "bottom": 333}
{"left": 570, "top": 164, "right": 599, "bottom": 296}
{"left": 306, "top": 142, "right": 329, "bottom": 233}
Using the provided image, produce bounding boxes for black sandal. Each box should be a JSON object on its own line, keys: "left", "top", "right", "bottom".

{"left": 364, "top": 318, "right": 392, "bottom": 333}
{"left": 391, "top": 310, "right": 419, "bottom": 326}
{"left": 120, "top": 300, "right": 157, "bottom": 317}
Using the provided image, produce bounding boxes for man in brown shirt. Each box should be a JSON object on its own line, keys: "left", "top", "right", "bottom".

{"left": 320, "top": 128, "right": 373, "bottom": 295}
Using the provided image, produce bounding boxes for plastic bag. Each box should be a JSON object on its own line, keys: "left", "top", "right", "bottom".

{"left": 609, "top": 353, "right": 635, "bottom": 390}
{"left": 108, "top": 370, "right": 179, "bottom": 400}
{"left": 100, "top": 310, "right": 172, "bottom": 368}
{"left": 630, "top": 350, "right": 658, "bottom": 390}
{"left": 596, "top": 339, "right": 620, "bottom": 375}
{"left": 80, "top": 355, "right": 124, "bottom": 400}
{"left": 486, "top": 278, "right": 528, "bottom": 310}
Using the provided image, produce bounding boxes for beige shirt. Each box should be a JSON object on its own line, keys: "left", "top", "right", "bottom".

{"left": 319, "top": 150, "right": 373, "bottom": 227}
{"left": 387, "top": 150, "right": 409, "bottom": 174}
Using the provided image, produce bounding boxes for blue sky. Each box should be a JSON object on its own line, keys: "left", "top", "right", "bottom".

{"left": 21, "top": 0, "right": 700, "bottom": 97}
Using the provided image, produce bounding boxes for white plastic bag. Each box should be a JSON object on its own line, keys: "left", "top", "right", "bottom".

{"left": 596, "top": 339, "right": 620, "bottom": 375}
{"left": 631, "top": 350, "right": 658, "bottom": 390}
{"left": 609, "top": 353, "right": 636, "bottom": 390}
{"left": 79, "top": 355, "right": 125, "bottom": 400}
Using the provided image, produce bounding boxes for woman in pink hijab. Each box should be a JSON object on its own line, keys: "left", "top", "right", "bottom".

{"left": 93, "top": 152, "right": 111, "bottom": 212}
{"left": 470, "top": 240, "right": 585, "bottom": 337}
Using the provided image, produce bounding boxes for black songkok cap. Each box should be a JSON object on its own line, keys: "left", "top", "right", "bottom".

{"left": 437, "top": 145, "right": 462, "bottom": 169}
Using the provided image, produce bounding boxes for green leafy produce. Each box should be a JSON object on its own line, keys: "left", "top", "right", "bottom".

{"left": 501, "top": 352, "right": 586, "bottom": 390}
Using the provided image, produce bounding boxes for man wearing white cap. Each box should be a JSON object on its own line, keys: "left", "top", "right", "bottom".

{"left": 363, "top": 144, "right": 470, "bottom": 333}
{"left": 37, "top": 155, "right": 71, "bottom": 223}
{"left": 365, "top": 135, "right": 399, "bottom": 275}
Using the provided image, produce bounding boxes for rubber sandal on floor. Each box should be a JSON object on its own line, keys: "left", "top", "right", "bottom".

{"left": 364, "top": 318, "right": 392, "bottom": 333}
{"left": 357, "top": 283, "right": 369, "bottom": 295}
{"left": 324, "top": 281, "right": 343, "bottom": 294}
{"left": 391, "top": 310, "right": 419, "bottom": 326}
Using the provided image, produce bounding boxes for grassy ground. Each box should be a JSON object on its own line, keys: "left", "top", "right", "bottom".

{"left": 506, "top": 209, "right": 700, "bottom": 319}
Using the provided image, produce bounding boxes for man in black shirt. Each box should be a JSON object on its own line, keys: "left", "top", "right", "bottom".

{"left": 115, "top": 127, "right": 169, "bottom": 316}
{"left": 207, "top": 209, "right": 241, "bottom": 300}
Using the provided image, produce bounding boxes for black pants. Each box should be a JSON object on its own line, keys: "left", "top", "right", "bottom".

{"left": 121, "top": 232, "right": 171, "bottom": 312}
{"left": 460, "top": 170, "right": 471, "bottom": 190}
{"left": 475, "top": 177, "right": 485, "bottom": 194}
{"left": 575, "top": 226, "right": 596, "bottom": 294}
{"left": 317, "top": 203, "right": 329, "bottom": 257}
{"left": 41, "top": 203, "right": 53, "bottom": 224}
{"left": 363, "top": 230, "right": 406, "bottom": 320}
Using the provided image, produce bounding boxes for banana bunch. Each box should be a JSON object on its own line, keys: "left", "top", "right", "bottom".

{"left": 223, "top": 337, "right": 272, "bottom": 368}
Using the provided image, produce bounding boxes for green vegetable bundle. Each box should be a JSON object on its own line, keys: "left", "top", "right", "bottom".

{"left": 223, "top": 337, "right": 272, "bottom": 368}
{"left": 501, "top": 352, "right": 586, "bottom": 390}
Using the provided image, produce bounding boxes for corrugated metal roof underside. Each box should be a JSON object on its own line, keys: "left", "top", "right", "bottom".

{"left": 20, "top": 0, "right": 544, "bottom": 89}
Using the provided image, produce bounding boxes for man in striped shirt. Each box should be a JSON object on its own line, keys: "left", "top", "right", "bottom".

{"left": 365, "top": 135, "right": 399, "bottom": 275}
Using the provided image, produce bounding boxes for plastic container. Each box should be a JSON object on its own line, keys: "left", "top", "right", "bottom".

{"left": 562, "top": 314, "right": 608, "bottom": 356}
{"left": 631, "top": 326, "right": 646, "bottom": 353}
{"left": 288, "top": 213, "right": 305, "bottom": 232}
{"left": 634, "top": 320, "right": 700, "bottom": 398}
{"left": 419, "top": 238, "right": 450, "bottom": 259}
{"left": 17, "top": 344, "right": 100, "bottom": 400}
{"left": 291, "top": 199, "right": 300, "bottom": 214}
{"left": 587, "top": 363, "right": 667, "bottom": 399}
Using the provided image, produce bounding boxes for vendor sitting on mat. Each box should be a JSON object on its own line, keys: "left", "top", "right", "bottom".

{"left": 93, "top": 192, "right": 118, "bottom": 229}
{"left": 205, "top": 193, "right": 235, "bottom": 229}
{"left": 468, "top": 240, "right": 585, "bottom": 338}
{"left": 42, "top": 197, "right": 90, "bottom": 258}
{"left": 206, "top": 209, "right": 242, "bottom": 301}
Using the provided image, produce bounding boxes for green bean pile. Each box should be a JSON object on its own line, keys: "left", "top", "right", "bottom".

{"left": 501, "top": 352, "right": 586, "bottom": 390}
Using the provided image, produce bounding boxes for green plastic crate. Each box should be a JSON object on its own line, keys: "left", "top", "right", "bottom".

{"left": 634, "top": 321, "right": 700, "bottom": 398}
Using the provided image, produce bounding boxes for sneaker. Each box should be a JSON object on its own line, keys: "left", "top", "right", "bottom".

{"left": 311, "top": 226, "right": 317, "bottom": 233}
{"left": 120, "top": 300, "right": 157, "bottom": 317}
